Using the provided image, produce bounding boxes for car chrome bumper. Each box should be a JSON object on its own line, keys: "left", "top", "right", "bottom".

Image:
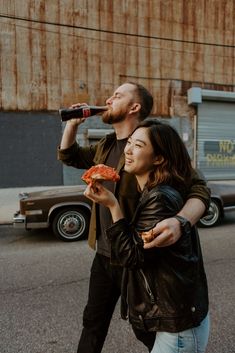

{"left": 13, "top": 212, "right": 48, "bottom": 229}
{"left": 13, "top": 212, "right": 26, "bottom": 228}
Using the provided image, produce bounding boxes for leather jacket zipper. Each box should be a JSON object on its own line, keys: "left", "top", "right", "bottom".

{"left": 139, "top": 269, "right": 156, "bottom": 304}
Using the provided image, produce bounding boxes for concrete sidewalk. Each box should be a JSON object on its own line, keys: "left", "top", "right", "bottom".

{"left": 0, "top": 186, "right": 57, "bottom": 225}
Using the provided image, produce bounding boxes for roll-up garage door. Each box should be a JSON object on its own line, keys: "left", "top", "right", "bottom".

{"left": 197, "top": 101, "right": 235, "bottom": 180}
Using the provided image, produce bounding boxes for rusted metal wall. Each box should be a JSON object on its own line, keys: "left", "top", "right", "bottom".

{"left": 0, "top": 0, "right": 234, "bottom": 115}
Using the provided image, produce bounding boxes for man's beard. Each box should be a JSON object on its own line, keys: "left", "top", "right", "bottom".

{"left": 102, "top": 110, "right": 126, "bottom": 125}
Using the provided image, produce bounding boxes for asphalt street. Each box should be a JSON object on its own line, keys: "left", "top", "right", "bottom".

{"left": 0, "top": 213, "right": 235, "bottom": 353}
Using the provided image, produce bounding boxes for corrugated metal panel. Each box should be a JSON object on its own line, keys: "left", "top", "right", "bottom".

{"left": 197, "top": 101, "right": 235, "bottom": 180}
{"left": 0, "top": 0, "right": 234, "bottom": 114}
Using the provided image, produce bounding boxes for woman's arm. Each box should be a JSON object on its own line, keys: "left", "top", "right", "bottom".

{"left": 84, "top": 183, "right": 124, "bottom": 222}
{"left": 84, "top": 183, "right": 144, "bottom": 268}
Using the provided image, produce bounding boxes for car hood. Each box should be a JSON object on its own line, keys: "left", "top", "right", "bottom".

{"left": 19, "top": 185, "right": 87, "bottom": 201}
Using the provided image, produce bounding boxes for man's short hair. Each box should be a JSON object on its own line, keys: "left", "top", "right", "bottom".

{"left": 129, "top": 82, "right": 153, "bottom": 120}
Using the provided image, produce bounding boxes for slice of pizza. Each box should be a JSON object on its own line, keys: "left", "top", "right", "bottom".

{"left": 139, "top": 229, "right": 155, "bottom": 243}
{"left": 82, "top": 164, "right": 120, "bottom": 185}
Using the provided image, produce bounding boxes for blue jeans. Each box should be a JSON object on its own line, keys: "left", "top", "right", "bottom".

{"left": 151, "top": 314, "right": 210, "bottom": 353}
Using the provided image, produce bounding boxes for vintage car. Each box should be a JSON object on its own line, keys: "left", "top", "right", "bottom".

{"left": 13, "top": 185, "right": 92, "bottom": 242}
{"left": 198, "top": 181, "right": 235, "bottom": 227}
{"left": 13, "top": 181, "right": 235, "bottom": 242}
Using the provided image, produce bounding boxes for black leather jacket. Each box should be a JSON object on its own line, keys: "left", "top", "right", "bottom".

{"left": 106, "top": 185, "right": 209, "bottom": 333}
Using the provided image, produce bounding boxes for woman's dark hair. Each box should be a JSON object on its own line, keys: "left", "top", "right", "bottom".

{"left": 134, "top": 119, "right": 193, "bottom": 192}
{"left": 128, "top": 82, "right": 153, "bottom": 120}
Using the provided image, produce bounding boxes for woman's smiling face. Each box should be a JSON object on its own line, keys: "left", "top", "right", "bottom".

{"left": 124, "top": 127, "right": 157, "bottom": 178}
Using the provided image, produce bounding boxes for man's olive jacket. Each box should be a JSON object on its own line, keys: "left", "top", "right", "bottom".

{"left": 58, "top": 133, "right": 210, "bottom": 250}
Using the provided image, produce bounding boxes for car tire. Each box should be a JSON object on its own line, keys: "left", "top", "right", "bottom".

{"left": 198, "top": 199, "right": 221, "bottom": 228}
{"left": 52, "top": 207, "right": 90, "bottom": 241}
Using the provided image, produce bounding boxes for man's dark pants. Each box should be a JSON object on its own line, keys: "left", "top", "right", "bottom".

{"left": 77, "top": 253, "right": 155, "bottom": 353}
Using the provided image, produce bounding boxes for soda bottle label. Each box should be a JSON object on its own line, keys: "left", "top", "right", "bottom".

{"left": 83, "top": 107, "right": 91, "bottom": 118}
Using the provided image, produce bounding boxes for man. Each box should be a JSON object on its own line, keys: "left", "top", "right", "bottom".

{"left": 58, "top": 82, "right": 210, "bottom": 352}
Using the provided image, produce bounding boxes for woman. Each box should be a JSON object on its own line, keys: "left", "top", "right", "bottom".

{"left": 84, "top": 120, "right": 210, "bottom": 353}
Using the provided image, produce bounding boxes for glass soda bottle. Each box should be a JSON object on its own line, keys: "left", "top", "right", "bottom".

{"left": 59, "top": 105, "right": 108, "bottom": 121}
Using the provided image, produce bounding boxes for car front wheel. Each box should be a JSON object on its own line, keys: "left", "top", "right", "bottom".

{"left": 52, "top": 207, "right": 90, "bottom": 241}
{"left": 198, "top": 199, "right": 221, "bottom": 228}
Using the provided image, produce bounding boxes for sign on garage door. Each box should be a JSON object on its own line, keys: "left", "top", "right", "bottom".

{"left": 197, "top": 101, "right": 235, "bottom": 180}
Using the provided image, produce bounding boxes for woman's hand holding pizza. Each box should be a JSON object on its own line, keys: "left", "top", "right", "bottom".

{"left": 82, "top": 164, "right": 123, "bottom": 222}
{"left": 82, "top": 164, "right": 120, "bottom": 208}
{"left": 84, "top": 182, "right": 118, "bottom": 208}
